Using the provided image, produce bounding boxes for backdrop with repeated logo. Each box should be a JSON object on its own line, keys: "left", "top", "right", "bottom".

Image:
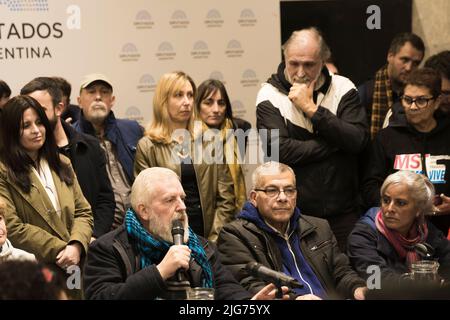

{"left": 0, "top": 0, "right": 281, "bottom": 128}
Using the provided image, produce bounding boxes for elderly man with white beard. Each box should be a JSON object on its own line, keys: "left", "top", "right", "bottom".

{"left": 83, "top": 167, "right": 288, "bottom": 300}
{"left": 73, "top": 74, "right": 143, "bottom": 229}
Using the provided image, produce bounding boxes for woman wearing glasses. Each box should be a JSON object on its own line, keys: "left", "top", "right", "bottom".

{"left": 362, "top": 68, "right": 450, "bottom": 238}
{"left": 0, "top": 96, "right": 93, "bottom": 270}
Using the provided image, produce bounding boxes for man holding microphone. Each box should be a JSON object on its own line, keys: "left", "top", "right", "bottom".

{"left": 83, "top": 167, "right": 288, "bottom": 300}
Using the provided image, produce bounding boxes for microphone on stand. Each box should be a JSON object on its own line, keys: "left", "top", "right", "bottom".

{"left": 246, "top": 262, "right": 303, "bottom": 288}
{"left": 414, "top": 243, "right": 435, "bottom": 260}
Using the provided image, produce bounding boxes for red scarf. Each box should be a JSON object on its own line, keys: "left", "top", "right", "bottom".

{"left": 375, "top": 210, "right": 428, "bottom": 268}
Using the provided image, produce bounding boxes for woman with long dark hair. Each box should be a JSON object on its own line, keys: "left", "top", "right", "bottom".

{"left": 0, "top": 95, "right": 93, "bottom": 270}
{"left": 195, "top": 79, "right": 251, "bottom": 211}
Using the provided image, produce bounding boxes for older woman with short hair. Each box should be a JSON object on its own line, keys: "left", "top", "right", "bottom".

{"left": 362, "top": 68, "right": 450, "bottom": 238}
{"left": 349, "top": 171, "right": 450, "bottom": 285}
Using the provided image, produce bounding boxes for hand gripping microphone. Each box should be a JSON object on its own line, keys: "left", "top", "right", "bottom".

{"left": 171, "top": 220, "right": 189, "bottom": 283}
{"left": 246, "top": 262, "right": 303, "bottom": 289}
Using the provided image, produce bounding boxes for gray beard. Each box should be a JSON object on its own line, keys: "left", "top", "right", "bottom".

{"left": 285, "top": 69, "right": 325, "bottom": 91}
{"left": 147, "top": 213, "right": 189, "bottom": 243}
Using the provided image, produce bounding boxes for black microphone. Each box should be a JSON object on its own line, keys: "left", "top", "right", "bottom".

{"left": 246, "top": 262, "right": 303, "bottom": 288}
{"left": 414, "top": 243, "right": 435, "bottom": 259}
{"left": 172, "top": 219, "right": 184, "bottom": 246}
{"left": 171, "top": 220, "right": 189, "bottom": 283}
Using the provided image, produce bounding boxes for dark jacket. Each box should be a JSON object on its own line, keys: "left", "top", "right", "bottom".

{"left": 61, "top": 104, "right": 81, "bottom": 123}
{"left": 73, "top": 111, "right": 143, "bottom": 183}
{"left": 357, "top": 79, "right": 402, "bottom": 126}
{"left": 256, "top": 63, "right": 368, "bottom": 218}
{"left": 348, "top": 208, "right": 450, "bottom": 284}
{"left": 232, "top": 117, "right": 251, "bottom": 159}
{"left": 83, "top": 225, "right": 252, "bottom": 300}
{"left": 217, "top": 203, "right": 366, "bottom": 299}
{"left": 232, "top": 118, "right": 251, "bottom": 132}
{"left": 61, "top": 120, "right": 115, "bottom": 237}
{"left": 361, "top": 110, "right": 450, "bottom": 233}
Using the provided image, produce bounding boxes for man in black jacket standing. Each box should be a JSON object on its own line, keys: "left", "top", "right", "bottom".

{"left": 83, "top": 167, "right": 287, "bottom": 300}
{"left": 218, "top": 162, "right": 367, "bottom": 300}
{"left": 256, "top": 28, "right": 368, "bottom": 251}
{"left": 21, "top": 77, "right": 115, "bottom": 240}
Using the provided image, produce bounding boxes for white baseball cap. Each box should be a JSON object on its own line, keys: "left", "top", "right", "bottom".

{"left": 80, "top": 73, "right": 113, "bottom": 91}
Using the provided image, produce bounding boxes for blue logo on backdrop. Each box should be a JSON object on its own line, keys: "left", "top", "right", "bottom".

{"left": 2, "top": 0, "right": 48, "bottom": 11}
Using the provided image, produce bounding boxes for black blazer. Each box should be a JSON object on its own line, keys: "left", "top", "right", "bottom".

{"left": 62, "top": 120, "right": 115, "bottom": 237}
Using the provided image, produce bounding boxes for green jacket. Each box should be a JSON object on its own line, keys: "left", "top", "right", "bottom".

{"left": 0, "top": 156, "right": 93, "bottom": 263}
{"left": 134, "top": 136, "right": 236, "bottom": 242}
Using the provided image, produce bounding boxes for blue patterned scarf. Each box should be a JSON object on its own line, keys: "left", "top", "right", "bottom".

{"left": 125, "top": 208, "right": 213, "bottom": 288}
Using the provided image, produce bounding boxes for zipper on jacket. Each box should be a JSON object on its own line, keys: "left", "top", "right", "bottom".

{"left": 285, "top": 237, "right": 314, "bottom": 295}
{"left": 310, "top": 240, "right": 331, "bottom": 252}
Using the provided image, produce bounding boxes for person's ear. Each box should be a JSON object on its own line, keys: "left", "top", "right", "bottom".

{"left": 249, "top": 190, "right": 258, "bottom": 207}
{"left": 54, "top": 102, "right": 63, "bottom": 117}
{"left": 110, "top": 95, "right": 116, "bottom": 108}
{"left": 433, "top": 95, "right": 442, "bottom": 111}
{"left": 136, "top": 204, "right": 149, "bottom": 221}
{"left": 387, "top": 51, "right": 394, "bottom": 63}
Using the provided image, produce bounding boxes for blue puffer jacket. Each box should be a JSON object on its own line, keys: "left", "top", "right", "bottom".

{"left": 73, "top": 111, "right": 143, "bottom": 183}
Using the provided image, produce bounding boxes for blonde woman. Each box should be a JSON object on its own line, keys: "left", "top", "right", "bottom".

{"left": 134, "top": 71, "right": 236, "bottom": 241}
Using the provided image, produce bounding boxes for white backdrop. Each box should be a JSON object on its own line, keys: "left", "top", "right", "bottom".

{"left": 1, "top": 0, "right": 281, "bottom": 128}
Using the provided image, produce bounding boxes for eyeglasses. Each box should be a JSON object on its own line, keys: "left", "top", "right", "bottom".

{"left": 254, "top": 187, "right": 297, "bottom": 198}
{"left": 401, "top": 95, "right": 435, "bottom": 109}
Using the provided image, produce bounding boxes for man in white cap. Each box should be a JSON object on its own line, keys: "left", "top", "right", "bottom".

{"left": 74, "top": 73, "right": 143, "bottom": 229}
